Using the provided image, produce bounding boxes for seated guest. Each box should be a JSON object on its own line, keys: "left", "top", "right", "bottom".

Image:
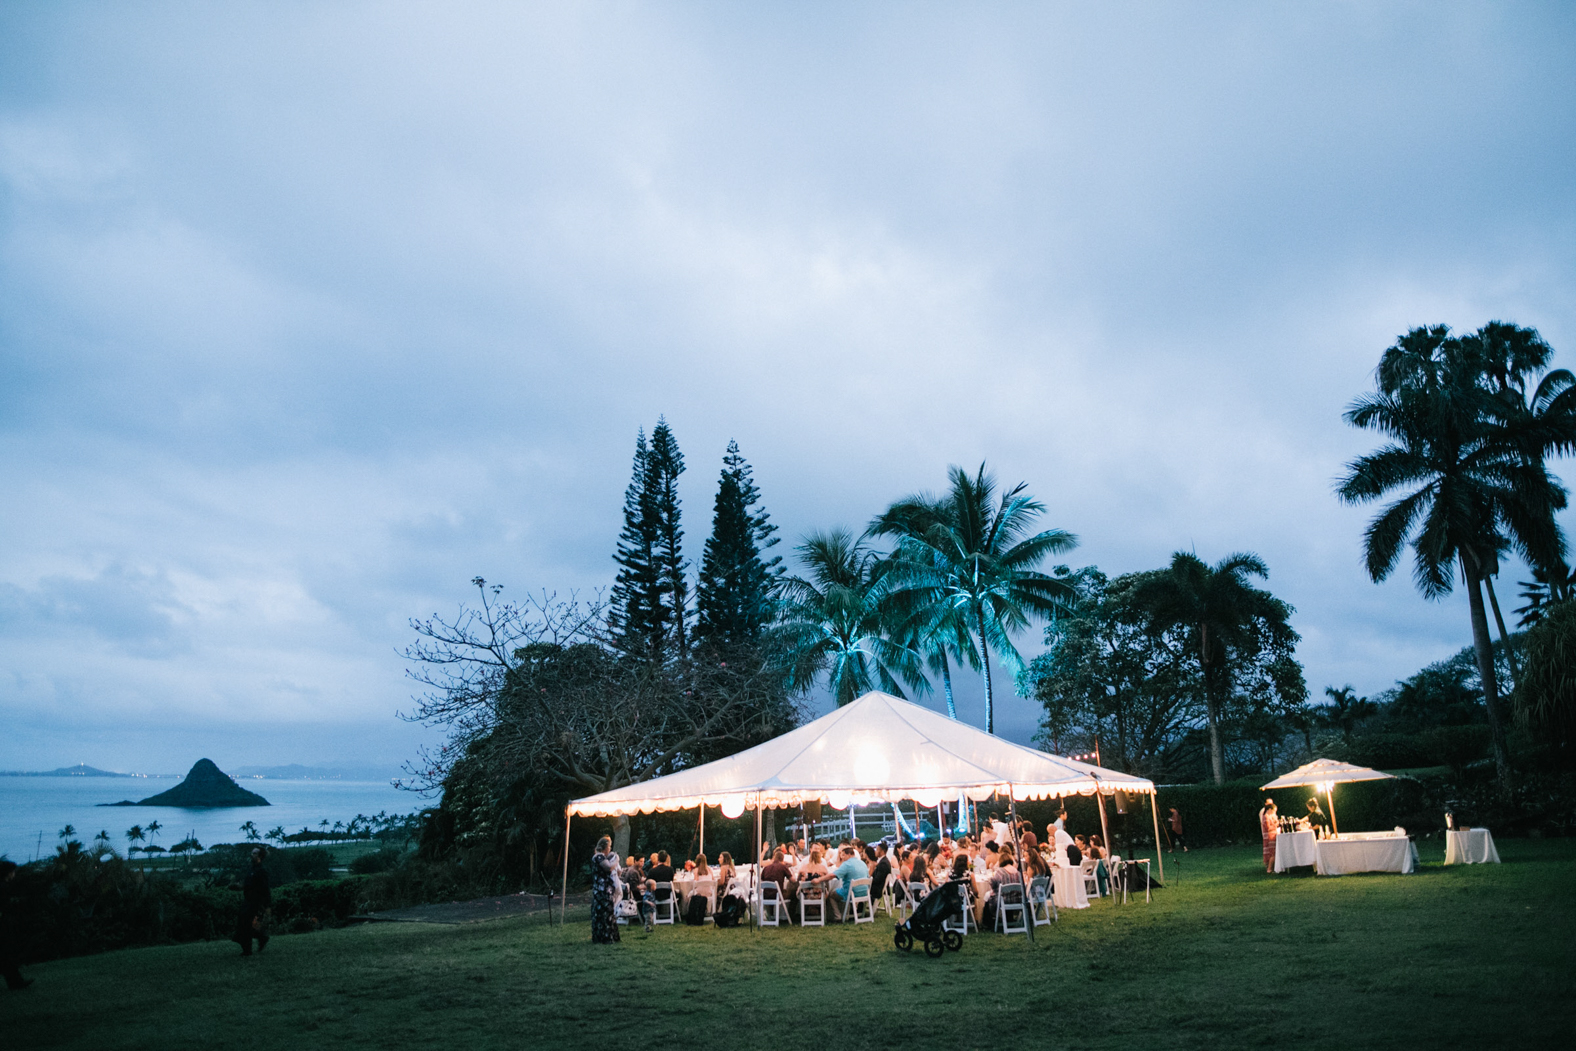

{"left": 648, "top": 851, "right": 675, "bottom": 885}
{"left": 693, "top": 854, "right": 711, "bottom": 879}
{"left": 909, "top": 852, "right": 935, "bottom": 890}
{"left": 761, "top": 847, "right": 797, "bottom": 901}
{"left": 621, "top": 855, "right": 655, "bottom": 930}
{"left": 869, "top": 843, "right": 894, "bottom": 900}
{"left": 715, "top": 851, "right": 736, "bottom": 887}
{"left": 799, "top": 845, "right": 829, "bottom": 887}
{"left": 1088, "top": 835, "right": 1110, "bottom": 896}
{"left": 824, "top": 844, "right": 870, "bottom": 919}
{"left": 1018, "top": 834, "right": 1050, "bottom": 881}
{"left": 1075, "top": 835, "right": 1090, "bottom": 858}
{"left": 974, "top": 844, "right": 1022, "bottom": 926}
{"left": 948, "top": 854, "right": 971, "bottom": 884}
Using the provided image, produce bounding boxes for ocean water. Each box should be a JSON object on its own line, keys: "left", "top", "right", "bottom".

{"left": 0, "top": 776, "right": 433, "bottom": 862}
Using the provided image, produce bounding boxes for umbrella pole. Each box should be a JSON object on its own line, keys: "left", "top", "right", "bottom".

{"left": 560, "top": 808, "right": 572, "bottom": 926}
{"left": 1149, "top": 792, "right": 1165, "bottom": 883}
{"left": 1327, "top": 786, "right": 1340, "bottom": 837}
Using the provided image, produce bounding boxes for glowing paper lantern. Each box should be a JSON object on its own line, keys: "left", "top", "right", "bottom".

{"left": 720, "top": 794, "right": 747, "bottom": 819}
{"left": 827, "top": 791, "right": 851, "bottom": 811}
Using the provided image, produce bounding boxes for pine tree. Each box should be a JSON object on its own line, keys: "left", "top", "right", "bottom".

{"left": 609, "top": 429, "right": 668, "bottom": 662}
{"left": 648, "top": 419, "right": 690, "bottom": 658}
{"left": 696, "top": 440, "right": 782, "bottom": 650}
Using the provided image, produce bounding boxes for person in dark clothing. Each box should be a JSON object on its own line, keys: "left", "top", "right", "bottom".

{"left": 233, "top": 847, "right": 271, "bottom": 956}
{"left": 1, "top": 860, "right": 32, "bottom": 990}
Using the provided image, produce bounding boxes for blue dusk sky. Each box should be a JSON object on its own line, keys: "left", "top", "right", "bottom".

{"left": 1, "top": 4, "right": 1573, "bottom": 776}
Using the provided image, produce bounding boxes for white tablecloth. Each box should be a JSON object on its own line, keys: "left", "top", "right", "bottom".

{"left": 1273, "top": 830, "right": 1317, "bottom": 871}
{"left": 1444, "top": 828, "right": 1500, "bottom": 865}
{"left": 1315, "top": 834, "right": 1415, "bottom": 876}
{"left": 1050, "top": 865, "right": 1089, "bottom": 909}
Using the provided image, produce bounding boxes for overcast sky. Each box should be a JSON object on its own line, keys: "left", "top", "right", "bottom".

{"left": 1, "top": 3, "right": 1573, "bottom": 776}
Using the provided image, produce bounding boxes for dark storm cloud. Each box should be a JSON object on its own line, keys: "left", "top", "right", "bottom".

{"left": 0, "top": 3, "right": 1572, "bottom": 768}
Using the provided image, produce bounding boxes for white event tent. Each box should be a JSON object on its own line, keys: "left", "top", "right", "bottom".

{"left": 563, "top": 691, "right": 1161, "bottom": 912}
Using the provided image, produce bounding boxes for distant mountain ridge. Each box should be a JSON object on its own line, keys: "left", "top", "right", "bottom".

{"left": 0, "top": 764, "right": 140, "bottom": 777}
{"left": 230, "top": 763, "right": 395, "bottom": 781}
{"left": 102, "top": 759, "right": 270, "bottom": 808}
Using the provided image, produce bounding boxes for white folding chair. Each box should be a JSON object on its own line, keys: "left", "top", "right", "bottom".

{"left": 900, "top": 881, "right": 928, "bottom": 922}
{"left": 876, "top": 879, "right": 897, "bottom": 918}
{"left": 652, "top": 882, "right": 676, "bottom": 925}
{"left": 799, "top": 886, "right": 826, "bottom": 926}
{"left": 941, "top": 882, "right": 974, "bottom": 937}
{"left": 758, "top": 880, "right": 785, "bottom": 927}
{"left": 1029, "top": 875, "right": 1056, "bottom": 926}
{"left": 995, "top": 881, "right": 1029, "bottom": 936}
{"left": 1081, "top": 859, "right": 1101, "bottom": 899}
{"left": 844, "top": 877, "right": 874, "bottom": 924}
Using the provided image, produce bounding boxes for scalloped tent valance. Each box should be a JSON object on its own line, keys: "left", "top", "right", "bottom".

{"left": 568, "top": 690, "right": 1155, "bottom": 819}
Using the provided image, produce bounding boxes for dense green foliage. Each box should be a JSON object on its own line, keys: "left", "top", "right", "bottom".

{"left": 10, "top": 841, "right": 1573, "bottom": 1050}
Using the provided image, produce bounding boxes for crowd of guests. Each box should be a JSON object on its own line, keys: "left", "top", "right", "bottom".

{"left": 589, "top": 812, "right": 1117, "bottom": 943}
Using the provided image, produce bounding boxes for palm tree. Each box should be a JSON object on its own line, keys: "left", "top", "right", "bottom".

{"left": 1338, "top": 324, "right": 1570, "bottom": 784}
{"left": 775, "top": 529, "right": 928, "bottom": 706}
{"left": 1320, "top": 685, "right": 1378, "bottom": 747}
{"left": 125, "top": 824, "right": 145, "bottom": 862}
{"left": 1136, "top": 551, "right": 1298, "bottom": 785}
{"left": 145, "top": 820, "right": 162, "bottom": 857}
{"left": 1516, "top": 559, "right": 1575, "bottom": 627}
{"left": 239, "top": 820, "right": 261, "bottom": 842}
{"left": 875, "top": 464, "right": 1077, "bottom": 734}
{"left": 868, "top": 495, "right": 981, "bottom": 720}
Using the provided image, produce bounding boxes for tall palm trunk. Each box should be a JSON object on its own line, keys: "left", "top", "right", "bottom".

{"left": 1463, "top": 559, "right": 1513, "bottom": 785}
{"left": 1204, "top": 681, "right": 1226, "bottom": 785}
{"left": 939, "top": 653, "right": 958, "bottom": 720}
{"left": 1482, "top": 575, "right": 1518, "bottom": 689}
{"left": 975, "top": 604, "right": 995, "bottom": 734}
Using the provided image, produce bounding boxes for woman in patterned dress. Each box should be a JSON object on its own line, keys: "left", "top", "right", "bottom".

{"left": 1259, "top": 798, "right": 1279, "bottom": 873}
{"left": 590, "top": 836, "right": 620, "bottom": 944}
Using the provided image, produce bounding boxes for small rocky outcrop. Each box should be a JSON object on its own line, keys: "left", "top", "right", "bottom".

{"left": 125, "top": 759, "right": 270, "bottom": 808}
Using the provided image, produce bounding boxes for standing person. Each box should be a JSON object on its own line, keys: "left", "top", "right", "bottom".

{"left": 1259, "top": 799, "right": 1280, "bottom": 873}
{"left": 1305, "top": 797, "right": 1331, "bottom": 838}
{"left": 590, "top": 836, "right": 620, "bottom": 944}
{"left": 232, "top": 847, "right": 271, "bottom": 957}
{"left": 0, "top": 860, "right": 31, "bottom": 990}
{"left": 1168, "top": 807, "right": 1188, "bottom": 853}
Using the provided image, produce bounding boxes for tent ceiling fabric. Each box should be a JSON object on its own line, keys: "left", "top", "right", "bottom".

{"left": 568, "top": 691, "right": 1155, "bottom": 818}
{"left": 1260, "top": 758, "right": 1397, "bottom": 790}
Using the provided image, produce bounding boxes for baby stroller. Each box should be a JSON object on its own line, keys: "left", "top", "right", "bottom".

{"left": 893, "top": 881, "right": 966, "bottom": 958}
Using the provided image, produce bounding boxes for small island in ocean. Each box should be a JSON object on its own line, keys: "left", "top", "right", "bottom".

{"left": 102, "top": 759, "right": 270, "bottom": 808}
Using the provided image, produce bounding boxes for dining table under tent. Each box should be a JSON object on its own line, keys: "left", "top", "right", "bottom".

{"left": 563, "top": 690, "right": 1160, "bottom": 921}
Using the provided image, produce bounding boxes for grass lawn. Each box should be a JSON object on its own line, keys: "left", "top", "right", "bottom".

{"left": 10, "top": 840, "right": 1574, "bottom": 1050}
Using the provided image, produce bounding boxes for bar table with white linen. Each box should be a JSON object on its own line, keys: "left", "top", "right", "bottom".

{"left": 1314, "top": 830, "right": 1416, "bottom": 876}
{"left": 1444, "top": 828, "right": 1500, "bottom": 865}
{"left": 1273, "top": 829, "right": 1317, "bottom": 871}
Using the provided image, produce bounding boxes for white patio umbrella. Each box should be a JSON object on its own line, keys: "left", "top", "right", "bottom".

{"left": 1260, "top": 758, "right": 1395, "bottom": 836}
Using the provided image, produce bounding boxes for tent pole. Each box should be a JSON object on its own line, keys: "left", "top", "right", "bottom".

{"left": 1095, "top": 788, "right": 1113, "bottom": 880}
{"left": 560, "top": 808, "right": 572, "bottom": 926}
{"left": 1149, "top": 791, "right": 1165, "bottom": 883}
{"left": 699, "top": 806, "right": 705, "bottom": 857}
{"left": 1007, "top": 786, "right": 1032, "bottom": 943}
{"left": 752, "top": 796, "right": 761, "bottom": 932}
